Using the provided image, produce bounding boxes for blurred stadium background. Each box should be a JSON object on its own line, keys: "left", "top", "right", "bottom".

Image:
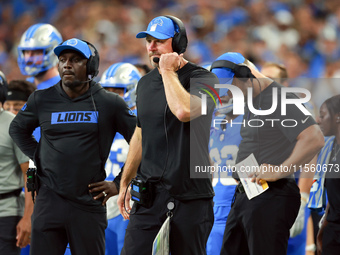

{"left": 1, "top": 0, "right": 340, "bottom": 106}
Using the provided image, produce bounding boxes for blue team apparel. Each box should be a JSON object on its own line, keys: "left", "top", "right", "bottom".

{"left": 51, "top": 111, "right": 98, "bottom": 124}
{"left": 287, "top": 206, "right": 311, "bottom": 255}
{"left": 210, "top": 52, "right": 245, "bottom": 96}
{"left": 105, "top": 109, "right": 136, "bottom": 255}
{"left": 206, "top": 114, "right": 242, "bottom": 255}
{"left": 136, "top": 16, "right": 177, "bottom": 39}
{"left": 36, "top": 75, "right": 60, "bottom": 90}
{"left": 206, "top": 52, "right": 244, "bottom": 255}
{"left": 308, "top": 136, "right": 334, "bottom": 212}
{"left": 54, "top": 38, "right": 92, "bottom": 59}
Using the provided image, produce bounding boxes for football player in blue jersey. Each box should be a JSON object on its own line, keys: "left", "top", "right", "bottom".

{"left": 89, "top": 62, "right": 141, "bottom": 255}
{"left": 206, "top": 52, "right": 257, "bottom": 255}
{"left": 17, "top": 23, "right": 63, "bottom": 143}
{"left": 207, "top": 99, "right": 242, "bottom": 255}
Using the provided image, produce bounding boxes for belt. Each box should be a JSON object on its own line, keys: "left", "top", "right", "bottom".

{"left": 236, "top": 183, "right": 245, "bottom": 193}
{"left": 0, "top": 188, "right": 22, "bottom": 199}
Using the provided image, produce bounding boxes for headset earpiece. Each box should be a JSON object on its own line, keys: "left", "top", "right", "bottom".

{"left": 81, "top": 40, "right": 99, "bottom": 78}
{"left": 164, "top": 15, "right": 188, "bottom": 54}
{"left": 210, "top": 60, "right": 255, "bottom": 81}
{"left": 237, "top": 65, "right": 254, "bottom": 80}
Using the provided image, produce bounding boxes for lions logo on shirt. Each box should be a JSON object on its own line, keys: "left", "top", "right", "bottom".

{"left": 51, "top": 111, "right": 98, "bottom": 124}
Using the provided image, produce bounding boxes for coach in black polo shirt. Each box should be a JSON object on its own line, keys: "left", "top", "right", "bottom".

{"left": 215, "top": 52, "right": 324, "bottom": 255}
{"left": 117, "top": 16, "right": 219, "bottom": 254}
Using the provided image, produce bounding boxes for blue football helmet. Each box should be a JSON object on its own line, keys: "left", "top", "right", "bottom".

{"left": 100, "top": 63, "right": 141, "bottom": 108}
{"left": 17, "top": 23, "right": 63, "bottom": 76}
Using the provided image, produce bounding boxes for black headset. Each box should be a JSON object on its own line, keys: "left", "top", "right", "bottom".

{"left": 210, "top": 60, "right": 255, "bottom": 81}
{"left": 81, "top": 40, "right": 100, "bottom": 78}
{"left": 164, "top": 15, "right": 188, "bottom": 54}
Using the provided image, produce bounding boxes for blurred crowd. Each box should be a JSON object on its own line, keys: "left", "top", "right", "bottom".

{"left": 1, "top": 0, "right": 340, "bottom": 105}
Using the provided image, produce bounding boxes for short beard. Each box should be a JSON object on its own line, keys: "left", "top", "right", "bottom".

{"left": 63, "top": 79, "right": 87, "bottom": 89}
{"left": 150, "top": 61, "right": 158, "bottom": 68}
{"left": 149, "top": 53, "right": 159, "bottom": 68}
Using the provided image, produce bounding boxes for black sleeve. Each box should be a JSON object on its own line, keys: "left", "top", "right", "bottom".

{"left": 189, "top": 69, "right": 220, "bottom": 113}
{"left": 136, "top": 78, "right": 143, "bottom": 128}
{"left": 113, "top": 95, "right": 137, "bottom": 143}
{"left": 275, "top": 92, "right": 316, "bottom": 142}
{"left": 9, "top": 92, "right": 39, "bottom": 160}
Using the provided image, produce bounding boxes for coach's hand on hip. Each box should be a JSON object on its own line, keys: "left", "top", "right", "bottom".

{"left": 88, "top": 181, "right": 118, "bottom": 205}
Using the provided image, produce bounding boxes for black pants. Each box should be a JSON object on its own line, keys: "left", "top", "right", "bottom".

{"left": 30, "top": 185, "right": 107, "bottom": 255}
{"left": 0, "top": 216, "right": 21, "bottom": 255}
{"left": 121, "top": 186, "right": 214, "bottom": 255}
{"left": 220, "top": 189, "right": 300, "bottom": 255}
{"left": 322, "top": 222, "right": 340, "bottom": 255}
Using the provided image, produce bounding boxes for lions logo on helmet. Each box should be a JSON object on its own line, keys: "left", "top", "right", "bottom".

{"left": 100, "top": 63, "right": 141, "bottom": 108}
{"left": 17, "top": 23, "right": 63, "bottom": 76}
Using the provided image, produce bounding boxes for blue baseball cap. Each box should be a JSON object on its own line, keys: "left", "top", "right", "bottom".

{"left": 211, "top": 52, "right": 245, "bottom": 96}
{"left": 54, "top": 38, "right": 91, "bottom": 59}
{"left": 136, "top": 16, "right": 176, "bottom": 39}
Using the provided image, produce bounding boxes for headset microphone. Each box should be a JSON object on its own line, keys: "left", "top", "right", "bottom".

{"left": 153, "top": 57, "right": 160, "bottom": 63}
{"left": 77, "top": 76, "right": 95, "bottom": 84}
